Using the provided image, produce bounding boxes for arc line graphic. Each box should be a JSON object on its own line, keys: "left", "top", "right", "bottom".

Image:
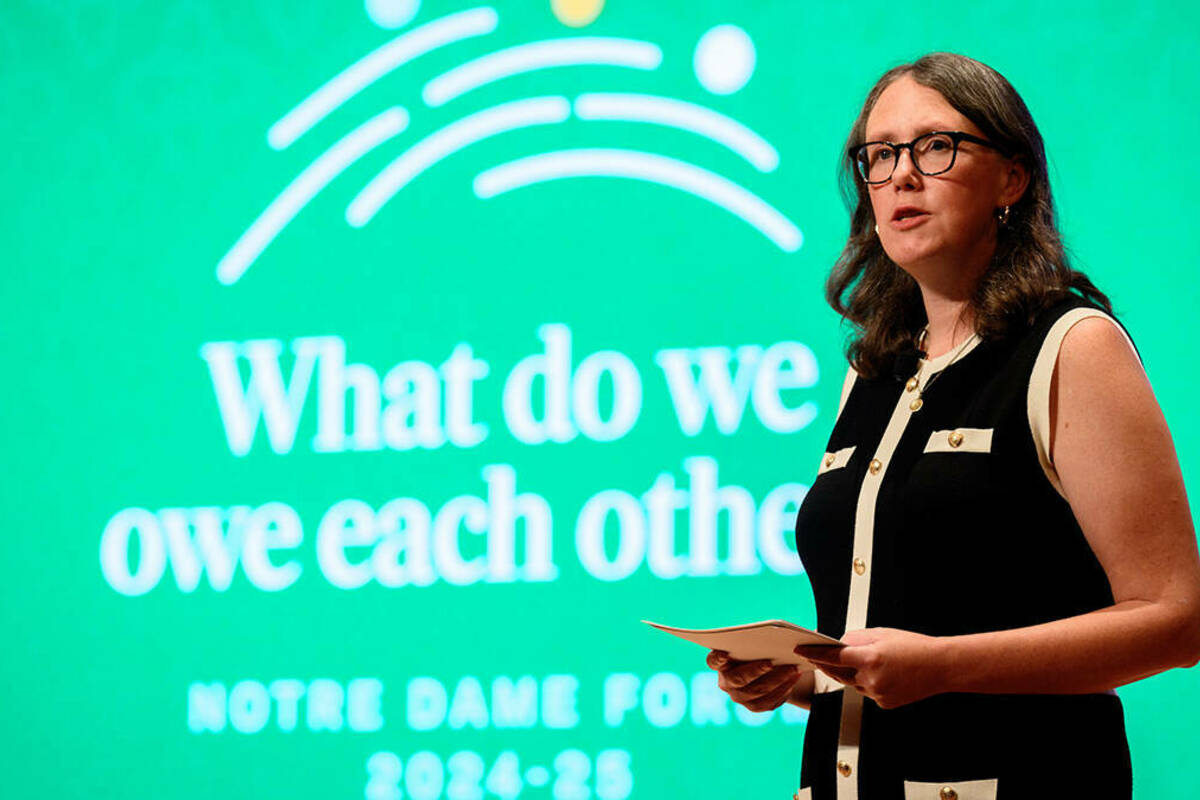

{"left": 218, "top": 107, "right": 410, "bottom": 285}
{"left": 267, "top": 7, "right": 498, "bottom": 150}
{"left": 423, "top": 37, "right": 663, "bottom": 107}
{"left": 473, "top": 148, "right": 802, "bottom": 252}
{"left": 574, "top": 92, "right": 780, "bottom": 172}
{"left": 347, "top": 96, "right": 571, "bottom": 227}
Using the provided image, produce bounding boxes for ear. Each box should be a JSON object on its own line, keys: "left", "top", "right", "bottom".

{"left": 998, "top": 155, "right": 1031, "bottom": 207}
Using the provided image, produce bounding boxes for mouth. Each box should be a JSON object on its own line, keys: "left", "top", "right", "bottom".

{"left": 892, "top": 206, "right": 929, "bottom": 222}
{"left": 890, "top": 207, "right": 930, "bottom": 230}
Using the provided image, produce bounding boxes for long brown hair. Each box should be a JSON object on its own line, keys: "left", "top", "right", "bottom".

{"left": 827, "top": 52, "right": 1111, "bottom": 379}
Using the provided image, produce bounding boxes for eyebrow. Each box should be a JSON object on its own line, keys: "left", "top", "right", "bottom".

{"left": 864, "top": 124, "right": 956, "bottom": 142}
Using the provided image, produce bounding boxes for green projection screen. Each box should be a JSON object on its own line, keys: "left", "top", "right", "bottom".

{"left": 3, "top": 1, "right": 1199, "bottom": 797}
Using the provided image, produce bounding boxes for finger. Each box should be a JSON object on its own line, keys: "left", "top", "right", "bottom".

{"left": 728, "top": 669, "right": 798, "bottom": 703}
{"left": 718, "top": 669, "right": 765, "bottom": 696}
{"left": 730, "top": 668, "right": 800, "bottom": 705}
{"left": 724, "top": 659, "right": 776, "bottom": 689}
{"left": 743, "top": 674, "right": 799, "bottom": 712}
{"left": 818, "top": 664, "right": 856, "bottom": 680}
{"left": 795, "top": 644, "right": 848, "bottom": 667}
{"left": 706, "top": 650, "right": 731, "bottom": 670}
{"left": 741, "top": 664, "right": 801, "bottom": 695}
{"left": 817, "top": 665, "right": 858, "bottom": 685}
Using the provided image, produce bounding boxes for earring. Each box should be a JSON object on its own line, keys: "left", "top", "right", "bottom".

{"left": 874, "top": 224, "right": 879, "bottom": 235}
{"left": 997, "top": 205, "right": 1010, "bottom": 226}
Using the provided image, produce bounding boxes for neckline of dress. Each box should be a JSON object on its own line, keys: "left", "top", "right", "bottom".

{"left": 919, "top": 331, "right": 983, "bottom": 374}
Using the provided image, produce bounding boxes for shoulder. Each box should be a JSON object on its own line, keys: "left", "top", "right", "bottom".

{"left": 1026, "top": 296, "right": 1139, "bottom": 393}
{"left": 1024, "top": 296, "right": 1145, "bottom": 495}
{"left": 1056, "top": 316, "right": 1141, "bottom": 380}
{"left": 1049, "top": 312, "right": 1165, "bottom": 500}
{"left": 1052, "top": 314, "right": 1150, "bottom": 450}
{"left": 1041, "top": 298, "right": 1142, "bottom": 396}
{"left": 1029, "top": 294, "right": 1127, "bottom": 343}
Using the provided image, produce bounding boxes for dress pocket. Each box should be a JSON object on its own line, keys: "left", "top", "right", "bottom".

{"left": 817, "top": 445, "right": 856, "bottom": 475}
{"left": 902, "top": 778, "right": 998, "bottom": 800}
{"left": 923, "top": 428, "right": 993, "bottom": 454}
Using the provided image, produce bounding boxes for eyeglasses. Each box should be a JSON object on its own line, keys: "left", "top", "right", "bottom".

{"left": 850, "top": 130, "right": 1011, "bottom": 185}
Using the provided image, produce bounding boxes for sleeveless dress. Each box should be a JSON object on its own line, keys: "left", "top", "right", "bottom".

{"left": 791, "top": 296, "right": 1135, "bottom": 800}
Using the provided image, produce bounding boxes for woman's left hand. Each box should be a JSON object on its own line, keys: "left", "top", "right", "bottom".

{"left": 795, "top": 627, "right": 947, "bottom": 709}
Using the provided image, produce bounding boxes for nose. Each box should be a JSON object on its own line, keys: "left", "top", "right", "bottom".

{"left": 890, "top": 145, "right": 921, "bottom": 188}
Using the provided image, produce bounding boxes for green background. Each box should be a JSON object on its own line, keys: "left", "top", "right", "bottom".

{"left": 2, "top": 0, "right": 1198, "bottom": 797}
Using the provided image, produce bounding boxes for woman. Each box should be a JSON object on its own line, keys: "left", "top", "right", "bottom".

{"left": 706, "top": 52, "right": 1200, "bottom": 799}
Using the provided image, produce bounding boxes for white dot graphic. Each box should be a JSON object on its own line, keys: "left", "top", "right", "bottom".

{"left": 693, "top": 24, "right": 756, "bottom": 95}
{"left": 365, "top": 0, "right": 420, "bottom": 29}
{"left": 525, "top": 766, "right": 550, "bottom": 787}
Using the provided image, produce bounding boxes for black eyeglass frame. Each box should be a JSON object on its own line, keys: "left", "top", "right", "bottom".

{"left": 849, "top": 130, "right": 1012, "bottom": 185}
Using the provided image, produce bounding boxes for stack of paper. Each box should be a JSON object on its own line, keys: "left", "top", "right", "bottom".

{"left": 642, "top": 619, "right": 843, "bottom": 668}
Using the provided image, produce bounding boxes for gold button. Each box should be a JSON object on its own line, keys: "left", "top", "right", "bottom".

{"left": 939, "top": 788, "right": 957, "bottom": 800}
{"left": 824, "top": 453, "right": 835, "bottom": 467}
{"left": 909, "top": 398, "right": 923, "bottom": 411}
{"left": 837, "top": 760, "right": 852, "bottom": 778}
{"left": 905, "top": 377, "right": 918, "bottom": 392}
{"left": 853, "top": 557, "right": 866, "bottom": 575}
{"left": 868, "top": 458, "right": 882, "bottom": 474}
{"left": 948, "top": 431, "right": 964, "bottom": 448}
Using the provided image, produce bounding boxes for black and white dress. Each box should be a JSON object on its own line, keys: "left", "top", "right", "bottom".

{"left": 792, "top": 295, "right": 1135, "bottom": 800}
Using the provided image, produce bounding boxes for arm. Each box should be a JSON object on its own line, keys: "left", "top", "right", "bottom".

{"left": 798, "top": 318, "right": 1200, "bottom": 707}
{"left": 939, "top": 317, "right": 1200, "bottom": 693}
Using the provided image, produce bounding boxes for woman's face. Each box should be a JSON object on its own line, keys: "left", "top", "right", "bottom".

{"left": 863, "top": 75, "right": 1025, "bottom": 283}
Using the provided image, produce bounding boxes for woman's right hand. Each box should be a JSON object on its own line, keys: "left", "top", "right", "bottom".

{"left": 706, "top": 650, "right": 811, "bottom": 712}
